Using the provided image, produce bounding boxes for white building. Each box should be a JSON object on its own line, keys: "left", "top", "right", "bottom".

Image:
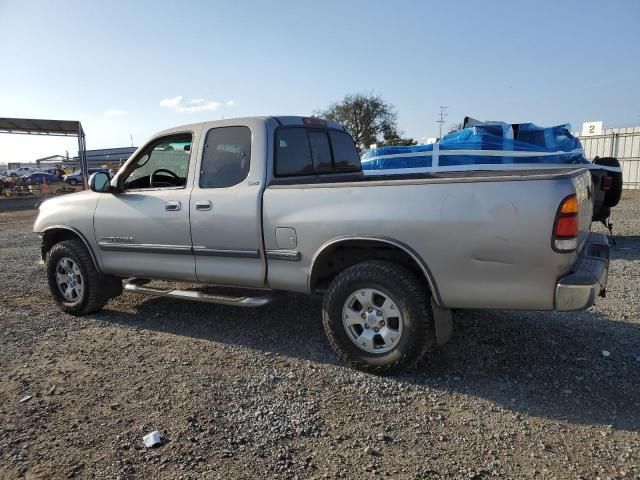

{"left": 574, "top": 121, "right": 640, "bottom": 189}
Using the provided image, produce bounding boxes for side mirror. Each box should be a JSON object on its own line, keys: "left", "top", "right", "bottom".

{"left": 89, "top": 172, "right": 111, "bottom": 192}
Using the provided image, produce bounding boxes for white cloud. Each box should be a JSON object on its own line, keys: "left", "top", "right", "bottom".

{"left": 160, "top": 96, "right": 221, "bottom": 113}
{"left": 104, "top": 109, "right": 128, "bottom": 117}
{"left": 226, "top": 100, "right": 235, "bottom": 107}
{"left": 159, "top": 96, "right": 182, "bottom": 108}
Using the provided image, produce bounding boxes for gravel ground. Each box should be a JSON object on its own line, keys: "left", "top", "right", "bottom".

{"left": 1, "top": 192, "right": 639, "bottom": 479}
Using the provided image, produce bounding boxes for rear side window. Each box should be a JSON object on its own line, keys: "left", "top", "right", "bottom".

{"left": 200, "top": 126, "right": 251, "bottom": 188}
{"left": 275, "top": 127, "right": 360, "bottom": 176}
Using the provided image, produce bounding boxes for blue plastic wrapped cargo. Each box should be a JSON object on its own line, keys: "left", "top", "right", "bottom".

{"left": 360, "top": 123, "right": 589, "bottom": 172}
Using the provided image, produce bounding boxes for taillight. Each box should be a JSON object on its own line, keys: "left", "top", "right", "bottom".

{"left": 553, "top": 194, "right": 579, "bottom": 252}
{"left": 601, "top": 175, "right": 612, "bottom": 191}
{"left": 555, "top": 216, "right": 578, "bottom": 237}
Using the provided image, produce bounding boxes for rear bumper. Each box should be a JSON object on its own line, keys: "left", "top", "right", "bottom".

{"left": 555, "top": 232, "right": 609, "bottom": 311}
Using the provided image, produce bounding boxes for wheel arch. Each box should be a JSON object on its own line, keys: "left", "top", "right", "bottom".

{"left": 308, "top": 236, "right": 442, "bottom": 306}
{"left": 40, "top": 226, "right": 101, "bottom": 273}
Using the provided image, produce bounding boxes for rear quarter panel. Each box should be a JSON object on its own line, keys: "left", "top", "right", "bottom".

{"left": 263, "top": 171, "right": 586, "bottom": 310}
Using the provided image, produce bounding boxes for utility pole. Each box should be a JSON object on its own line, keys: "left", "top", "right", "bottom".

{"left": 437, "top": 105, "right": 448, "bottom": 140}
{"left": 130, "top": 134, "right": 134, "bottom": 147}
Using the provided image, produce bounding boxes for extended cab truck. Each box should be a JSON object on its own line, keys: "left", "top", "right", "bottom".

{"left": 34, "top": 116, "right": 610, "bottom": 373}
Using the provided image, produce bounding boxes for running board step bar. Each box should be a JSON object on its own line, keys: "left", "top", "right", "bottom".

{"left": 123, "top": 279, "right": 274, "bottom": 307}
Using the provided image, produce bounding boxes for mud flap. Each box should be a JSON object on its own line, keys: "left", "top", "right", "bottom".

{"left": 432, "top": 299, "right": 453, "bottom": 346}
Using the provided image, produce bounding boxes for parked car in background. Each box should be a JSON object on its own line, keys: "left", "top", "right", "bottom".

{"left": 8, "top": 166, "right": 38, "bottom": 177}
{"left": 63, "top": 168, "right": 109, "bottom": 186}
{"left": 22, "top": 172, "right": 61, "bottom": 185}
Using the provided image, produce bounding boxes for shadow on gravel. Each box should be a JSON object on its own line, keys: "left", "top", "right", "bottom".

{"left": 96, "top": 291, "right": 640, "bottom": 432}
{"left": 415, "top": 309, "right": 640, "bottom": 432}
{"left": 610, "top": 235, "right": 640, "bottom": 260}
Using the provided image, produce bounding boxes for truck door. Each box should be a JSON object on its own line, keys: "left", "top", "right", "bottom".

{"left": 189, "top": 123, "right": 266, "bottom": 287}
{"left": 93, "top": 130, "right": 198, "bottom": 280}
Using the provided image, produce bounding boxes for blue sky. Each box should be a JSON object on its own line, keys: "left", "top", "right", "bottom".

{"left": 1, "top": 0, "right": 639, "bottom": 162}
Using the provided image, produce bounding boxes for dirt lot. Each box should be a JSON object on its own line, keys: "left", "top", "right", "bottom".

{"left": 1, "top": 193, "right": 639, "bottom": 479}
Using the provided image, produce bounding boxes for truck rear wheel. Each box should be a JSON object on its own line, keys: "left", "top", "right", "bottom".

{"left": 322, "top": 260, "right": 435, "bottom": 374}
{"left": 46, "top": 239, "right": 122, "bottom": 315}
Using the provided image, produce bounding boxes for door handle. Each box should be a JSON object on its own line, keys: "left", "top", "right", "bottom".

{"left": 195, "top": 200, "right": 212, "bottom": 211}
{"left": 165, "top": 200, "right": 181, "bottom": 211}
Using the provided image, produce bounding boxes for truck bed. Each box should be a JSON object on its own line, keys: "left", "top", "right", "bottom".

{"left": 268, "top": 166, "right": 588, "bottom": 187}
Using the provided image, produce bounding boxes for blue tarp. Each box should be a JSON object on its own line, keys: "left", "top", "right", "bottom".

{"left": 360, "top": 123, "right": 589, "bottom": 171}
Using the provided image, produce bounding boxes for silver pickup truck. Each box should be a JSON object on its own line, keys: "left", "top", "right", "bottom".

{"left": 34, "top": 116, "right": 610, "bottom": 373}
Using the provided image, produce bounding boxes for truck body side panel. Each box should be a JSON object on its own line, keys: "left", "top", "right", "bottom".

{"left": 263, "top": 169, "right": 591, "bottom": 310}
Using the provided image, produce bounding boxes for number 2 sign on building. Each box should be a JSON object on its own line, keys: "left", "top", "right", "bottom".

{"left": 581, "top": 121, "right": 603, "bottom": 136}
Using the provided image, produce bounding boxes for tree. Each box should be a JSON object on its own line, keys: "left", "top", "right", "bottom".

{"left": 380, "top": 124, "right": 417, "bottom": 147}
{"left": 447, "top": 122, "right": 464, "bottom": 135}
{"left": 315, "top": 93, "right": 415, "bottom": 148}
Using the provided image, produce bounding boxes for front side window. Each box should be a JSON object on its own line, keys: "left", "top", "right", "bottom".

{"left": 123, "top": 133, "right": 192, "bottom": 190}
{"left": 200, "top": 126, "right": 251, "bottom": 188}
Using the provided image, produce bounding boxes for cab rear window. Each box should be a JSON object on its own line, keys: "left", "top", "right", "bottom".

{"left": 276, "top": 128, "right": 360, "bottom": 177}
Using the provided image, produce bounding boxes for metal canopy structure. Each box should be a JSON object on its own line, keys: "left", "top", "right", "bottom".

{"left": 0, "top": 117, "right": 88, "bottom": 188}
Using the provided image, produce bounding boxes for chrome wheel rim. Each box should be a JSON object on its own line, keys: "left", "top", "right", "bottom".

{"left": 55, "top": 257, "right": 84, "bottom": 303}
{"left": 342, "top": 288, "right": 403, "bottom": 354}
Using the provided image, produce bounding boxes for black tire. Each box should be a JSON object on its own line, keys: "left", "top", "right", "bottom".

{"left": 593, "top": 157, "right": 623, "bottom": 207}
{"left": 46, "top": 239, "right": 122, "bottom": 315}
{"left": 69, "top": 179, "right": 78, "bottom": 186}
{"left": 322, "top": 260, "right": 435, "bottom": 374}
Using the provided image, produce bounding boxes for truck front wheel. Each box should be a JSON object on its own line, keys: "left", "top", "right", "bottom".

{"left": 322, "top": 260, "right": 436, "bottom": 374}
{"left": 46, "top": 239, "right": 122, "bottom": 315}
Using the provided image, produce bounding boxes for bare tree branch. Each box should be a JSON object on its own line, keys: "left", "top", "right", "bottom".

{"left": 314, "top": 93, "right": 413, "bottom": 148}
